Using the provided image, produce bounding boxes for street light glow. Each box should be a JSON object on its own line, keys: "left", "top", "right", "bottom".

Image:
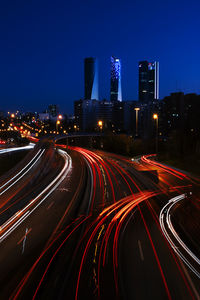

{"left": 98, "top": 120, "right": 103, "bottom": 127}
{"left": 153, "top": 113, "right": 158, "bottom": 120}
{"left": 134, "top": 107, "right": 140, "bottom": 111}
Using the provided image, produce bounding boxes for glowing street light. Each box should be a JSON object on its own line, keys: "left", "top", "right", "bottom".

{"left": 56, "top": 120, "right": 60, "bottom": 132}
{"left": 153, "top": 113, "right": 158, "bottom": 153}
{"left": 153, "top": 113, "right": 158, "bottom": 120}
{"left": 58, "top": 114, "right": 62, "bottom": 120}
{"left": 134, "top": 107, "right": 140, "bottom": 137}
{"left": 98, "top": 120, "right": 103, "bottom": 128}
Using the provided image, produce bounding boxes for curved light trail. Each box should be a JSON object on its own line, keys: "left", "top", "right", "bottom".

{"left": 0, "top": 149, "right": 72, "bottom": 244}
{"left": 159, "top": 194, "right": 200, "bottom": 278}
{"left": 0, "top": 149, "right": 44, "bottom": 195}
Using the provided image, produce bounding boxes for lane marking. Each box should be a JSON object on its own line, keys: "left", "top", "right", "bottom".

{"left": 17, "top": 228, "right": 32, "bottom": 245}
{"left": 47, "top": 201, "right": 54, "bottom": 210}
{"left": 0, "top": 150, "right": 72, "bottom": 244}
{"left": 57, "top": 188, "right": 69, "bottom": 192}
{"left": 138, "top": 240, "right": 144, "bottom": 261}
{"left": 22, "top": 228, "right": 28, "bottom": 254}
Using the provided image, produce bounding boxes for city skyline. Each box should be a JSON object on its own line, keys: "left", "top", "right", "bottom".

{"left": 1, "top": 1, "right": 200, "bottom": 299}
{"left": 0, "top": 0, "right": 200, "bottom": 113}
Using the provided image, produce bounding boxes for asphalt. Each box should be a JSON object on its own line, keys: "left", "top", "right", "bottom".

{"left": 0, "top": 143, "right": 199, "bottom": 300}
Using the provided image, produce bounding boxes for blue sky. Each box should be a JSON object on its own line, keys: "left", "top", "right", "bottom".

{"left": 0, "top": 0, "right": 200, "bottom": 113}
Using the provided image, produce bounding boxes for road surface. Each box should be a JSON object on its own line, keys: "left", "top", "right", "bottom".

{"left": 0, "top": 143, "right": 199, "bottom": 300}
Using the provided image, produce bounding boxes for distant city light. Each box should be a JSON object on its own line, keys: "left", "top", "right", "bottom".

{"left": 98, "top": 120, "right": 103, "bottom": 127}
{"left": 153, "top": 113, "right": 158, "bottom": 120}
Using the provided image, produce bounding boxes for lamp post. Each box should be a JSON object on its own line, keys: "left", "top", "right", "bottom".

{"left": 56, "top": 120, "right": 60, "bottom": 133}
{"left": 134, "top": 107, "right": 140, "bottom": 137}
{"left": 98, "top": 120, "right": 103, "bottom": 148}
{"left": 153, "top": 113, "right": 158, "bottom": 154}
{"left": 98, "top": 120, "right": 103, "bottom": 132}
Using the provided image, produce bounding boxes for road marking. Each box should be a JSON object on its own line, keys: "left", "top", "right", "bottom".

{"left": 138, "top": 240, "right": 144, "bottom": 261}
{"left": 0, "top": 150, "right": 72, "bottom": 245}
{"left": 17, "top": 228, "right": 32, "bottom": 246}
{"left": 18, "top": 227, "right": 31, "bottom": 254}
{"left": 57, "top": 188, "right": 69, "bottom": 192}
{"left": 47, "top": 201, "right": 54, "bottom": 210}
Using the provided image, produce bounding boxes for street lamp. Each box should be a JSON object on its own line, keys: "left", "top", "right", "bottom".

{"left": 153, "top": 114, "right": 158, "bottom": 154}
{"left": 56, "top": 120, "right": 60, "bottom": 133}
{"left": 98, "top": 120, "right": 103, "bottom": 148}
{"left": 134, "top": 107, "right": 140, "bottom": 137}
{"left": 98, "top": 120, "right": 103, "bottom": 131}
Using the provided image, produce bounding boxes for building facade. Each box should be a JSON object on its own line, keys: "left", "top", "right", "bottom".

{"left": 110, "top": 56, "right": 122, "bottom": 102}
{"left": 74, "top": 99, "right": 113, "bottom": 132}
{"left": 48, "top": 104, "right": 59, "bottom": 117}
{"left": 84, "top": 57, "right": 99, "bottom": 100}
{"left": 138, "top": 61, "right": 159, "bottom": 103}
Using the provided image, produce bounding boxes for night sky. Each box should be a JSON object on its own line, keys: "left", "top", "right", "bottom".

{"left": 0, "top": 0, "right": 200, "bottom": 114}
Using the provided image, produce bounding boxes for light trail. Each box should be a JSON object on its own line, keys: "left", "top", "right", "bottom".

{"left": 10, "top": 146, "right": 197, "bottom": 300}
{"left": 159, "top": 194, "right": 200, "bottom": 279}
{"left": 0, "top": 149, "right": 72, "bottom": 244}
{"left": 11, "top": 216, "right": 89, "bottom": 300}
{"left": 141, "top": 154, "right": 193, "bottom": 181}
{"left": 0, "top": 143, "right": 34, "bottom": 155}
{"left": 0, "top": 149, "right": 44, "bottom": 195}
{"left": 75, "top": 191, "right": 161, "bottom": 300}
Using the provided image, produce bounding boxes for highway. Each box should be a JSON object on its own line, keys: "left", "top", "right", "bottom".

{"left": 0, "top": 141, "right": 200, "bottom": 299}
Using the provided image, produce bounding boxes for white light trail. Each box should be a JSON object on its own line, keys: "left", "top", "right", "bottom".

{"left": 0, "top": 143, "right": 34, "bottom": 155}
{"left": 0, "top": 149, "right": 42, "bottom": 192}
{"left": 0, "top": 149, "right": 72, "bottom": 244}
{"left": 159, "top": 194, "right": 200, "bottom": 278}
{"left": 0, "top": 149, "right": 45, "bottom": 195}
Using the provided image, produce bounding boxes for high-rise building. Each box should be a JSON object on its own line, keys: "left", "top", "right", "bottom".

{"left": 138, "top": 61, "right": 159, "bottom": 103}
{"left": 110, "top": 56, "right": 122, "bottom": 102}
{"left": 48, "top": 104, "right": 58, "bottom": 117}
{"left": 74, "top": 99, "right": 113, "bottom": 131}
{"left": 84, "top": 57, "right": 98, "bottom": 100}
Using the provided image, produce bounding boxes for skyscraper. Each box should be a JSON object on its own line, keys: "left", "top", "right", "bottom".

{"left": 110, "top": 56, "right": 122, "bottom": 102}
{"left": 138, "top": 61, "right": 159, "bottom": 103}
{"left": 84, "top": 57, "right": 98, "bottom": 100}
{"left": 48, "top": 104, "right": 58, "bottom": 117}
